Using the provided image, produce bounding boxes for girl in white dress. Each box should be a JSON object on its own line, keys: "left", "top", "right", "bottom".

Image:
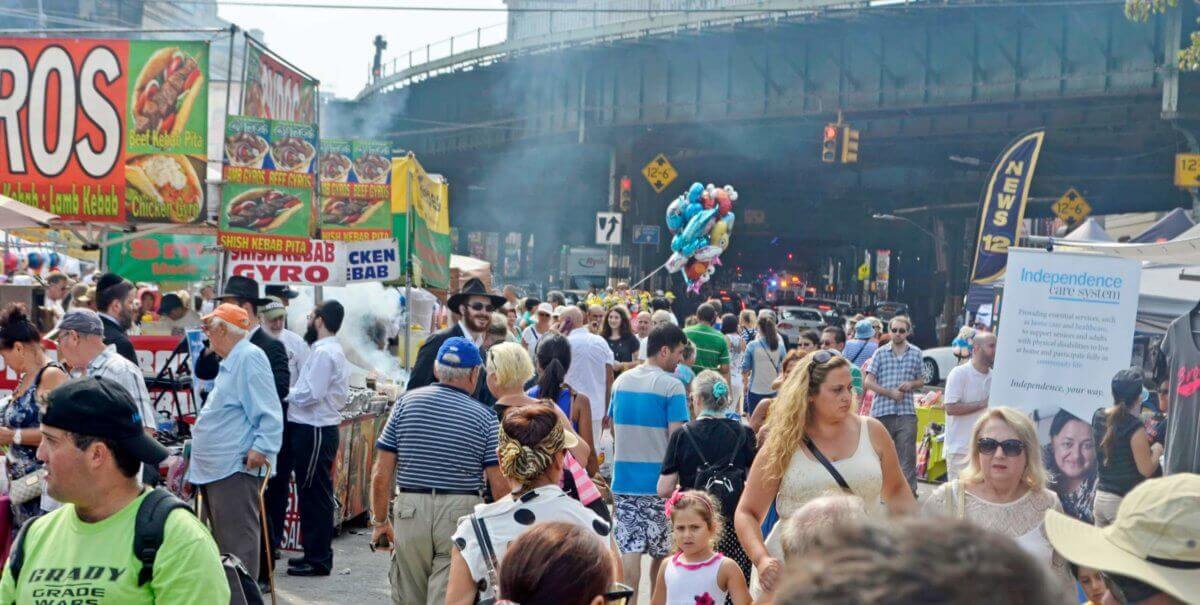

{"left": 652, "top": 490, "right": 751, "bottom": 605}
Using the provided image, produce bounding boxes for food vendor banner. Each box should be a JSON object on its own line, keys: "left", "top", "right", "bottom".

{"left": 242, "top": 40, "right": 317, "bottom": 124}
{"left": 0, "top": 38, "right": 209, "bottom": 224}
{"left": 227, "top": 239, "right": 344, "bottom": 286}
{"left": 391, "top": 155, "right": 451, "bottom": 289}
{"left": 220, "top": 116, "right": 315, "bottom": 254}
{"left": 319, "top": 139, "right": 391, "bottom": 241}
{"left": 345, "top": 238, "right": 400, "bottom": 283}
{"left": 105, "top": 233, "right": 218, "bottom": 283}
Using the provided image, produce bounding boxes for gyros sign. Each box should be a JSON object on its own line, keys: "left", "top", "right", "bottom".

{"left": 0, "top": 38, "right": 209, "bottom": 223}
{"left": 229, "top": 239, "right": 342, "bottom": 286}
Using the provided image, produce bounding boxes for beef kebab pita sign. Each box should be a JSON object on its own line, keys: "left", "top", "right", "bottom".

{"left": 0, "top": 38, "right": 209, "bottom": 224}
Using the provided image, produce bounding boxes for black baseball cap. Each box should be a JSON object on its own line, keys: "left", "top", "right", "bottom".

{"left": 264, "top": 285, "right": 300, "bottom": 300}
{"left": 42, "top": 376, "right": 168, "bottom": 465}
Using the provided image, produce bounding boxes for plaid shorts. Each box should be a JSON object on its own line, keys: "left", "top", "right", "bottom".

{"left": 613, "top": 494, "right": 673, "bottom": 557}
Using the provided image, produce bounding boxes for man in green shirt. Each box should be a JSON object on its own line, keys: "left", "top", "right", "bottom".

{"left": 684, "top": 303, "right": 730, "bottom": 384}
{"left": 0, "top": 376, "right": 229, "bottom": 604}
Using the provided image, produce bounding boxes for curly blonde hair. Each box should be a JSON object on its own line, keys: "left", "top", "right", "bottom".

{"left": 761, "top": 352, "right": 853, "bottom": 480}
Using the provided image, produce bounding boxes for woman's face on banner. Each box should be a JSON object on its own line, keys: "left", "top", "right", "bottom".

{"left": 1052, "top": 418, "right": 1096, "bottom": 479}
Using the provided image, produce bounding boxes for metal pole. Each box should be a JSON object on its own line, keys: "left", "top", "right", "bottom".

{"left": 402, "top": 160, "right": 415, "bottom": 372}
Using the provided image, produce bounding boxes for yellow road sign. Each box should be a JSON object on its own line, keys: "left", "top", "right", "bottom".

{"left": 1052, "top": 188, "right": 1091, "bottom": 224}
{"left": 1176, "top": 153, "right": 1200, "bottom": 187}
{"left": 642, "top": 154, "right": 678, "bottom": 193}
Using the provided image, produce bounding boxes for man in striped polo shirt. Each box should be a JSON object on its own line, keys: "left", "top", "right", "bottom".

{"left": 607, "top": 323, "right": 690, "bottom": 603}
{"left": 370, "top": 337, "right": 507, "bottom": 605}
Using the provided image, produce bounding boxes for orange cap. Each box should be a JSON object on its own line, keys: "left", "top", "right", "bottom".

{"left": 203, "top": 303, "right": 251, "bottom": 331}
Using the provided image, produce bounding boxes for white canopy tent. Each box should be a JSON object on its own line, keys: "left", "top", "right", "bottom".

{"left": 1052, "top": 227, "right": 1200, "bottom": 333}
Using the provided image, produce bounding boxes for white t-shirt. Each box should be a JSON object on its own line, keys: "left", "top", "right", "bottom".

{"left": 943, "top": 363, "right": 992, "bottom": 455}
{"left": 521, "top": 325, "right": 546, "bottom": 357}
{"left": 637, "top": 335, "right": 648, "bottom": 360}
{"left": 565, "top": 327, "right": 615, "bottom": 431}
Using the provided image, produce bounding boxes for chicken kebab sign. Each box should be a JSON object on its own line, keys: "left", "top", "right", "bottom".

{"left": 220, "top": 115, "right": 316, "bottom": 254}
{"left": 0, "top": 38, "right": 209, "bottom": 223}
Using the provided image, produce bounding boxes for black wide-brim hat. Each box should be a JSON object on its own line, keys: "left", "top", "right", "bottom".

{"left": 447, "top": 278, "right": 506, "bottom": 311}
{"left": 216, "top": 275, "right": 272, "bottom": 306}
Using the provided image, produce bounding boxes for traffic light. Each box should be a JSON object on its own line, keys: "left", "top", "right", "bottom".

{"left": 619, "top": 176, "right": 632, "bottom": 212}
{"left": 822, "top": 124, "right": 839, "bottom": 163}
{"left": 841, "top": 126, "right": 859, "bottom": 163}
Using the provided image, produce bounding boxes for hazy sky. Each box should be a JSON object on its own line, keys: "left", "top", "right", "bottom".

{"left": 219, "top": 0, "right": 508, "bottom": 98}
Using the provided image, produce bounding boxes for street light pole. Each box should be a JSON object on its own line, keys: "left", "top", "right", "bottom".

{"left": 872, "top": 213, "right": 937, "bottom": 240}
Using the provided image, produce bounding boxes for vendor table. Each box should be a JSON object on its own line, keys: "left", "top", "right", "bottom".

{"left": 280, "top": 395, "right": 390, "bottom": 550}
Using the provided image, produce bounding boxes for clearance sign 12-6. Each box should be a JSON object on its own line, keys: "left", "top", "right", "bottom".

{"left": 0, "top": 38, "right": 209, "bottom": 224}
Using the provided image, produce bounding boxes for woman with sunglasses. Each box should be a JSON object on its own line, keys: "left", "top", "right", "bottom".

{"left": 499, "top": 521, "right": 633, "bottom": 605}
{"left": 923, "top": 407, "right": 1073, "bottom": 589}
{"left": 735, "top": 350, "right": 915, "bottom": 599}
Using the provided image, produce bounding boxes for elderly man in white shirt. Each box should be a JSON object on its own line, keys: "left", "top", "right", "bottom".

{"left": 260, "top": 296, "right": 310, "bottom": 388}
{"left": 559, "top": 306, "right": 614, "bottom": 441}
{"left": 283, "top": 300, "right": 349, "bottom": 577}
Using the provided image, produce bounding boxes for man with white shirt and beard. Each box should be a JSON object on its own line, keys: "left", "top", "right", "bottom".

{"left": 260, "top": 296, "right": 310, "bottom": 388}
{"left": 284, "top": 300, "right": 349, "bottom": 577}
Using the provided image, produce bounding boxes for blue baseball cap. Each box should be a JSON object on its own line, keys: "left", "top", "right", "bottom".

{"left": 437, "top": 337, "right": 483, "bottom": 369}
{"left": 854, "top": 319, "right": 875, "bottom": 340}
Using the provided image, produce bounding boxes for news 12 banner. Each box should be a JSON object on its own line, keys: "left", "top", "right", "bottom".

{"left": 0, "top": 38, "right": 209, "bottom": 223}
{"left": 969, "top": 130, "right": 1045, "bottom": 284}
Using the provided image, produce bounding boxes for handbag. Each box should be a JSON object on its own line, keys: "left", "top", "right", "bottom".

{"left": 802, "top": 435, "right": 854, "bottom": 496}
{"left": 8, "top": 469, "right": 43, "bottom": 506}
{"left": 469, "top": 513, "right": 501, "bottom": 605}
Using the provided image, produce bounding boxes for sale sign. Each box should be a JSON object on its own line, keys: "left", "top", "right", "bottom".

{"left": 318, "top": 139, "right": 392, "bottom": 241}
{"left": 219, "top": 116, "right": 315, "bottom": 254}
{"left": 0, "top": 38, "right": 209, "bottom": 223}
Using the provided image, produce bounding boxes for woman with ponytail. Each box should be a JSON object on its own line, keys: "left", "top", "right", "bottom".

{"left": 740, "top": 311, "right": 784, "bottom": 417}
{"left": 1091, "top": 367, "right": 1162, "bottom": 527}
{"left": 734, "top": 350, "right": 915, "bottom": 600}
{"left": 0, "top": 303, "right": 68, "bottom": 525}
{"left": 657, "top": 370, "right": 757, "bottom": 583}
{"left": 445, "top": 406, "right": 621, "bottom": 605}
{"left": 527, "top": 333, "right": 596, "bottom": 473}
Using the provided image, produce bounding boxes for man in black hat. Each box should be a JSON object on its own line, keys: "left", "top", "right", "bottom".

{"left": 194, "top": 275, "right": 291, "bottom": 580}
{"left": 264, "top": 285, "right": 300, "bottom": 307}
{"left": 0, "top": 376, "right": 230, "bottom": 603}
{"left": 407, "top": 278, "right": 506, "bottom": 391}
{"left": 94, "top": 272, "right": 138, "bottom": 364}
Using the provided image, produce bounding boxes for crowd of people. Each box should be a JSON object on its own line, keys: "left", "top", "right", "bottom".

{"left": 0, "top": 270, "right": 1193, "bottom": 605}
{"left": 365, "top": 279, "right": 1198, "bottom": 605}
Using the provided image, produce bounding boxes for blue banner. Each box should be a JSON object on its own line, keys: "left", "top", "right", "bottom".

{"left": 970, "top": 130, "right": 1045, "bottom": 284}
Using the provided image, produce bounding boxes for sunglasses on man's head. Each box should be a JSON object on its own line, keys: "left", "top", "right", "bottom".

{"left": 977, "top": 438, "right": 1026, "bottom": 456}
{"left": 467, "top": 302, "right": 494, "bottom": 312}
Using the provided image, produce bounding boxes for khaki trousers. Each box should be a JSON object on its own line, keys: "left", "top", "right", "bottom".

{"left": 946, "top": 452, "right": 971, "bottom": 481}
{"left": 388, "top": 491, "right": 481, "bottom": 605}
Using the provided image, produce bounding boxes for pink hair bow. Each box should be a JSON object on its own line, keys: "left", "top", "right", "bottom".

{"left": 664, "top": 488, "right": 683, "bottom": 516}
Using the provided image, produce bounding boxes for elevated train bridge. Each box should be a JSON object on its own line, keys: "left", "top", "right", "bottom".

{"left": 332, "top": 0, "right": 1200, "bottom": 344}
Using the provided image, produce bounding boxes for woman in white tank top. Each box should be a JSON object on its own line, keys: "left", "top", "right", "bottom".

{"left": 733, "top": 351, "right": 917, "bottom": 599}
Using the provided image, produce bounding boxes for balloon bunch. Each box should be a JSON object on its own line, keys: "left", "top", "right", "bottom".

{"left": 664, "top": 182, "right": 737, "bottom": 294}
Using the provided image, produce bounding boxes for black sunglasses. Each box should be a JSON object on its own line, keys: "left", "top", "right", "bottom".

{"left": 604, "top": 583, "right": 634, "bottom": 605}
{"left": 891, "top": 327, "right": 909, "bottom": 334}
{"left": 467, "top": 302, "right": 495, "bottom": 312}
{"left": 977, "top": 438, "right": 1026, "bottom": 456}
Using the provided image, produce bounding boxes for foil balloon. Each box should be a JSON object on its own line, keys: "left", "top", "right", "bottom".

{"left": 661, "top": 182, "right": 739, "bottom": 294}
{"left": 26, "top": 252, "right": 43, "bottom": 271}
{"left": 666, "top": 197, "right": 687, "bottom": 233}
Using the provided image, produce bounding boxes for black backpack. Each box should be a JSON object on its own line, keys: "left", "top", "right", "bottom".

{"left": 682, "top": 422, "right": 748, "bottom": 517}
{"left": 6, "top": 488, "right": 263, "bottom": 604}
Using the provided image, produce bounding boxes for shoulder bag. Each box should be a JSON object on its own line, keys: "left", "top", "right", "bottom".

{"left": 802, "top": 435, "right": 854, "bottom": 496}
{"left": 469, "top": 513, "right": 501, "bottom": 605}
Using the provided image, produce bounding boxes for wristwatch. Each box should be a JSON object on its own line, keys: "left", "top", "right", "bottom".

{"left": 12, "top": 429, "right": 22, "bottom": 446}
